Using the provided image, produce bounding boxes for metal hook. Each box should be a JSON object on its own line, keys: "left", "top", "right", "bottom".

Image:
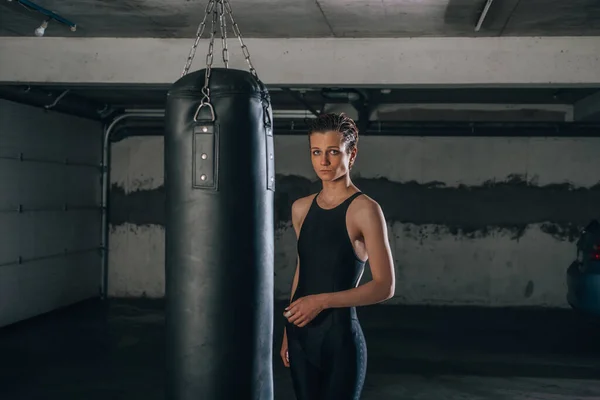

{"left": 194, "top": 102, "right": 215, "bottom": 122}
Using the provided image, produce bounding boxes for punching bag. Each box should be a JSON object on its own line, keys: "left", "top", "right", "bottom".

{"left": 164, "top": 67, "right": 275, "bottom": 400}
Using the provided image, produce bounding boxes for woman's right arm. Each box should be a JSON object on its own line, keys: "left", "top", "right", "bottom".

{"left": 281, "top": 198, "right": 305, "bottom": 367}
{"left": 288, "top": 198, "right": 305, "bottom": 304}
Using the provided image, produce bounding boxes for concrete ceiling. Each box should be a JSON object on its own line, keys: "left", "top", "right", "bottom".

{"left": 2, "top": 1, "right": 600, "bottom": 124}
{"left": 1, "top": 0, "right": 600, "bottom": 38}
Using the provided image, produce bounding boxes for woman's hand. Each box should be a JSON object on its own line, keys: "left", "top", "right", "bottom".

{"left": 284, "top": 294, "right": 327, "bottom": 328}
{"left": 280, "top": 328, "right": 290, "bottom": 367}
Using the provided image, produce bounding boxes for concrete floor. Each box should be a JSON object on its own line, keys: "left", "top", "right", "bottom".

{"left": 1, "top": 299, "right": 600, "bottom": 400}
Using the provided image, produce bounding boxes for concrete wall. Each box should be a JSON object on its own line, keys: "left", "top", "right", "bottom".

{"left": 108, "top": 132, "right": 600, "bottom": 308}
{"left": 0, "top": 100, "right": 103, "bottom": 327}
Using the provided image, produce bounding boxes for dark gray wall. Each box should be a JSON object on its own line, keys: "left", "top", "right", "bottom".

{"left": 0, "top": 99, "right": 103, "bottom": 327}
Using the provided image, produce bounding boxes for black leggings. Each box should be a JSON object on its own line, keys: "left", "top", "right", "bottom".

{"left": 287, "top": 319, "right": 367, "bottom": 400}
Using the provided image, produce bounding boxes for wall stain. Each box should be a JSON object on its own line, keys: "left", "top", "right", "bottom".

{"left": 524, "top": 281, "right": 534, "bottom": 298}
{"left": 110, "top": 174, "right": 600, "bottom": 242}
{"left": 109, "top": 184, "right": 165, "bottom": 226}
{"left": 274, "top": 174, "right": 600, "bottom": 242}
{"left": 540, "top": 223, "right": 581, "bottom": 242}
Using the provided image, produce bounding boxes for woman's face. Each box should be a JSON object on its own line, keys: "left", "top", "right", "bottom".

{"left": 309, "top": 130, "right": 356, "bottom": 182}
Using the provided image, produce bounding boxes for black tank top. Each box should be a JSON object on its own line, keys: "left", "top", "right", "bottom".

{"left": 292, "top": 191, "right": 366, "bottom": 326}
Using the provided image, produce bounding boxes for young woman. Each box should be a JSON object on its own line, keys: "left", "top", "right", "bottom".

{"left": 280, "top": 112, "right": 396, "bottom": 399}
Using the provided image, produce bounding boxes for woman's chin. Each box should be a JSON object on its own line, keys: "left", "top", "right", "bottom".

{"left": 317, "top": 171, "right": 342, "bottom": 181}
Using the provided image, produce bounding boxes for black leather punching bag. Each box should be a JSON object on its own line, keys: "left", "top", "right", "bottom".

{"left": 164, "top": 68, "right": 275, "bottom": 400}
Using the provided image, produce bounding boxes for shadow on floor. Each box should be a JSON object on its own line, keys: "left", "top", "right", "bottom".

{"left": 1, "top": 298, "right": 600, "bottom": 400}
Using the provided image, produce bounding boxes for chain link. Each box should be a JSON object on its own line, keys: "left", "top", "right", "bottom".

{"left": 198, "top": 3, "right": 218, "bottom": 111}
{"left": 182, "top": 0, "right": 258, "bottom": 78}
{"left": 218, "top": 0, "right": 229, "bottom": 68}
{"left": 181, "top": 0, "right": 215, "bottom": 77}
{"left": 184, "top": 0, "right": 262, "bottom": 122}
{"left": 223, "top": 0, "right": 258, "bottom": 78}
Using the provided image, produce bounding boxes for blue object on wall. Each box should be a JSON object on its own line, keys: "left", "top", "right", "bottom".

{"left": 16, "top": 0, "right": 77, "bottom": 31}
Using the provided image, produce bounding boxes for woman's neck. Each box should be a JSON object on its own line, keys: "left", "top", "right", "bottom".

{"left": 319, "top": 175, "right": 356, "bottom": 202}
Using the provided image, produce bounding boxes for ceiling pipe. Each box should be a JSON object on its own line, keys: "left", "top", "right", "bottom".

{"left": 103, "top": 114, "right": 600, "bottom": 138}
{"left": 123, "top": 108, "right": 165, "bottom": 114}
{"left": 281, "top": 88, "right": 320, "bottom": 117}
{"left": 475, "top": 0, "right": 495, "bottom": 31}
{"left": 10, "top": 0, "right": 77, "bottom": 32}
{"left": 272, "top": 120, "right": 600, "bottom": 137}
{"left": 0, "top": 85, "right": 113, "bottom": 121}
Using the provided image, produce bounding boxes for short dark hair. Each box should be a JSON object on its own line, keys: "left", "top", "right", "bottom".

{"left": 307, "top": 112, "right": 359, "bottom": 153}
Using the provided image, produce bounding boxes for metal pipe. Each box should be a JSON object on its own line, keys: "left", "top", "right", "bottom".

{"left": 123, "top": 109, "right": 166, "bottom": 114}
{"left": 0, "top": 247, "right": 100, "bottom": 268}
{"left": 0, "top": 204, "right": 100, "bottom": 214}
{"left": 475, "top": 0, "right": 495, "bottom": 32}
{"left": 44, "top": 89, "right": 70, "bottom": 110}
{"left": 14, "top": 0, "right": 77, "bottom": 31}
{"left": 280, "top": 88, "right": 320, "bottom": 117}
{"left": 0, "top": 85, "right": 110, "bottom": 121}
{"left": 100, "top": 111, "right": 165, "bottom": 300}
{"left": 0, "top": 153, "right": 99, "bottom": 168}
{"left": 270, "top": 120, "right": 600, "bottom": 137}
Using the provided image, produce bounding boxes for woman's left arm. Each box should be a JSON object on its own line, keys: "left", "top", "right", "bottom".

{"left": 321, "top": 199, "right": 396, "bottom": 309}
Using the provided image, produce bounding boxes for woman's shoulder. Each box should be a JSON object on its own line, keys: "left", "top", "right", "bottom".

{"left": 350, "top": 192, "right": 384, "bottom": 216}
{"left": 291, "top": 193, "right": 318, "bottom": 231}
{"left": 291, "top": 193, "right": 318, "bottom": 214}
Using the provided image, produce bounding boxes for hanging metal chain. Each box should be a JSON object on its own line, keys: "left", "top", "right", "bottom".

{"left": 185, "top": 0, "right": 263, "bottom": 122}
{"left": 182, "top": 0, "right": 257, "bottom": 78}
{"left": 223, "top": 0, "right": 258, "bottom": 78}
{"left": 194, "top": 3, "right": 218, "bottom": 121}
{"left": 203, "top": 3, "right": 218, "bottom": 89}
{"left": 218, "top": 0, "right": 229, "bottom": 68}
{"left": 181, "top": 0, "right": 216, "bottom": 77}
